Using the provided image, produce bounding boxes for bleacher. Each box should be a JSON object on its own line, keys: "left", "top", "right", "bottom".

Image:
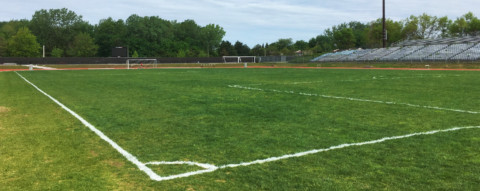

{"left": 313, "top": 50, "right": 356, "bottom": 62}
{"left": 380, "top": 46, "right": 424, "bottom": 61}
{"left": 359, "top": 47, "right": 401, "bottom": 61}
{"left": 425, "top": 43, "right": 475, "bottom": 61}
{"left": 403, "top": 44, "right": 448, "bottom": 61}
{"left": 342, "top": 49, "right": 373, "bottom": 61}
{"left": 312, "top": 36, "right": 480, "bottom": 62}
{"left": 451, "top": 43, "right": 480, "bottom": 60}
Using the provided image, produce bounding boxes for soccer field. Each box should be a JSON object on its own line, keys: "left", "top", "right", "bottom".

{"left": 1, "top": 68, "right": 480, "bottom": 190}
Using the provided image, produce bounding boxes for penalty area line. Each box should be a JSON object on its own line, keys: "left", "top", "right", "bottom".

{"left": 146, "top": 125, "right": 480, "bottom": 181}
{"left": 163, "top": 125, "right": 480, "bottom": 181}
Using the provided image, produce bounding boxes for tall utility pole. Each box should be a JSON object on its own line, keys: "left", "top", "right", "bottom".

{"left": 382, "top": 0, "right": 387, "bottom": 48}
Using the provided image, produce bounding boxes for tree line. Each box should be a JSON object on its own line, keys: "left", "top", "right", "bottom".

{"left": 0, "top": 8, "right": 225, "bottom": 57}
{"left": 0, "top": 8, "right": 479, "bottom": 58}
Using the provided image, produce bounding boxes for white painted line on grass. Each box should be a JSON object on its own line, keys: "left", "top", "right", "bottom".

{"left": 219, "top": 126, "right": 480, "bottom": 169}
{"left": 228, "top": 85, "right": 479, "bottom": 114}
{"left": 148, "top": 125, "right": 480, "bottom": 181}
{"left": 145, "top": 161, "right": 218, "bottom": 181}
{"left": 265, "top": 75, "right": 461, "bottom": 85}
{"left": 15, "top": 71, "right": 480, "bottom": 182}
{"left": 15, "top": 72, "right": 162, "bottom": 181}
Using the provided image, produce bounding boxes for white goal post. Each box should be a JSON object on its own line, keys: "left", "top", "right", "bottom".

{"left": 222, "top": 56, "right": 256, "bottom": 63}
{"left": 126, "top": 59, "right": 158, "bottom": 69}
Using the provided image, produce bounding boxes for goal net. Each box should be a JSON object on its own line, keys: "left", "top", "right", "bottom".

{"left": 126, "top": 59, "right": 158, "bottom": 69}
{"left": 223, "top": 56, "right": 256, "bottom": 63}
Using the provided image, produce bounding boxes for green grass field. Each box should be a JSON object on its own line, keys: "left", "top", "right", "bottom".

{"left": 1, "top": 68, "right": 480, "bottom": 190}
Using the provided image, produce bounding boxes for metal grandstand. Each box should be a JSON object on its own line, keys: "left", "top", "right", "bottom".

{"left": 312, "top": 36, "right": 480, "bottom": 62}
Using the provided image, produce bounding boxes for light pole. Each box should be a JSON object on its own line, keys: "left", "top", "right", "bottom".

{"left": 382, "top": 0, "right": 387, "bottom": 48}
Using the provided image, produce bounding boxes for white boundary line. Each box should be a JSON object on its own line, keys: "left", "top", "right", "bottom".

{"left": 218, "top": 126, "right": 480, "bottom": 169}
{"left": 151, "top": 125, "right": 480, "bottom": 179}
{"left": 15, "top": 72, "right": 161, "bottom": 180}
{"left": 228, "top": 85, "right": 480, "bottom": 114}
{"left": 15, "top": 71, "right": 480, "bottom": 182}
{"left": 248, "top": 74, "right": 461, "bottom": 86}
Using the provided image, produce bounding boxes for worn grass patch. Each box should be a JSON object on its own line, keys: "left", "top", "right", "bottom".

{"left": 0, "top": 106, "right": 10, "bottom": 113}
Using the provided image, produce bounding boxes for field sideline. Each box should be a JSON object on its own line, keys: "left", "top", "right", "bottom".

{"left": 1, "top": 68, "right": 480, "bottom": 190}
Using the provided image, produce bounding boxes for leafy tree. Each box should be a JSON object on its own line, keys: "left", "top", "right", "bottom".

{"left": 347, "top": 21, "right": 368, "bottom": 48}
{"left": 0, "top": 20, "right": 30, "bottom": 40}
{"left": 67, "top": 32, "right": 98, "bottom": 57}
{"left": 29, "top": 8, "right": 92, "bottom": 55}
{"left": 125, "top": 15, "right": 174, "bottom": 57}
{"left": 450, "top": 12, "right": 480, "bottom": 36}
{"left": 201, "top": 24, "right": 225, "bottom": 57}
{"left": 132, "top": 50, "right": 139, "bottom": 58}
{"left": 0, "top": 35, "right": 6, "bottom": 56}
{"left": 312, "top": 35, "right": 334, "bottom": 53}
{"left": 365, "top": 19, "right": 403, "bottom": 48}
{"left": 94, "top": 18, "right": 126, "bottom": 57}
{"left": 250, "top": 44, "right": 265, "bottom": 56}
{"left": 267, "top": 38, "right": 294, "bottom": 55}
{"left": 275, "top": 38, "right": 293, "bottom": 50}
{"left": 234, "top": 41, "right": 250, "bottom": 56}
{"left": 176, "top": 49, "right": 187, "bottom": 58}
{"left": 51, "top": 47, "right": 64, "bottom": 57}
{"left": 294, "top": 40, "right": 308, "bottom": 51}
{"left": 333, "top": 27, "right": 355, "bottom": 50}
{"left": 218, "top": 40, "right": 237, "bottom": 56}
{"left": 402, "top": 13, "right": 451, "bottom": 39}
{"left": 7, "top": 27, "right": 41, "bottom": 57}
{"left": 174, "top": 20, "right": 202, "bottom": 48}
{"left": 308, "top": 38, "right": 317, "bottom": 49}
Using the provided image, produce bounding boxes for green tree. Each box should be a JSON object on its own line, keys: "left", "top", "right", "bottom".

{"left": 0, "top": 20, "right": 30, "bottom": 40}
{"left": 402, "top": 13, "right": 451, "bottom": 39}
{"left": 94, "top": 18, "right": 127, "bottom": 57}
{"left": 347, "top": 21, "right": 368, "bottom": 48}
{"left": 176, "top": 49, "right": 187, "bottom": 58}
{"left": 201, "top": 24, "right": 225, "bottom": 57}
{"left": 250, "top": 44, "right": 265, "bottom": 56}
{"left": 365, "top": 19, "right": 403, "bottom": 48}
{"left": 174, "top": 20, "right": 202, "bottom": 49}
{"left": 294, "top": 40, "right": 309, "bottom": 51}
{"left": 218, "top": 40, "right": 237, "bottom": 56}
{"left": 267, "top": 38, "right": 294, "bottom": 55}
{"left": 29, "top": 8, "right": 92, "bottom": 55}
{"left": 0, "top": 35, "right": 6, "bottom": 56}
{"left": 125, "top": 15, "right": 174, "bottom": 57}
{"left": 67, "top": 32, "right": 98, "bottom": 57}
{"left": 132, "top": 50, "right": 139, "bottom": 58}
{"left": 7, "top": 27, "right": 41, "bottom": 57}
{"left": 312, "top": 34, "right": 334, "bottom": 53}
{"left": 234, "top": 41, "right": 251, "bottom": 56}
{"left": 450, "top": 12, "right": 480, "bottom": 36}
{"left": 50, "top": 47, "right": 64, "bottom": 57}
{"left": 333, "top": 27, "right": 355, "bottom": 50}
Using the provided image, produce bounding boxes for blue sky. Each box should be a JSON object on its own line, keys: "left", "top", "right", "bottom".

{"left": 0, "top": 0, "right": 479, "bottom": 47}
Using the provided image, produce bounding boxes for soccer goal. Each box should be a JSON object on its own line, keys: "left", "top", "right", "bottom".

{"left": 126, "top": 59, "right": 158, "bottom": 69}
{"left": 222, "top": 56, "right": 256, "bottom": 63}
